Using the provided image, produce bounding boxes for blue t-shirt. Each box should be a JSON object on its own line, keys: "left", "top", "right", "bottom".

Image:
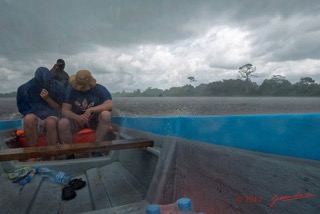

{"left": 65, "top": 84, "right": 112, "bottom": 115}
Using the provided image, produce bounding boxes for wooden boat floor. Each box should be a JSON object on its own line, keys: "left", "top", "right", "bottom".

{"left": 0, "top": 161, "right": 147, "bottom": 214}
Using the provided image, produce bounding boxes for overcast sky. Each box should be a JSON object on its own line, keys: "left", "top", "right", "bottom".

{"left": 1, "top": 0, "right": 320, "bottom": 93}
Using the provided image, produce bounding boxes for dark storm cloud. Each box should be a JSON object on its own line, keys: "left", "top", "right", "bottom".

{"left": 1, "top": 0, "right": 319, "bottom": 59}
{"left": 230, "top": 0, "right": 320, "bottom": 61}
{"left": 1, "top": 0, "right": 320, "bottom": 92}
{"left": 0, "top": 0, "right": 209, "bottom": 60}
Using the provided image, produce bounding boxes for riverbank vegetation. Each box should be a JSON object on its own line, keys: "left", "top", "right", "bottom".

{"left": 2, "top": 75, "right": 320, "bottom": 97}
{"left": 115, "top": 64, "right": 320, "bottom": 97}
{"left": 114, "top": 75, "right": 320, "bottom": 97}
{"left": 0, "top": 92, "right": 17, "bottom": 98}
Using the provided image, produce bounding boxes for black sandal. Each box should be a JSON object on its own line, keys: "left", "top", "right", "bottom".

{"left": 62, "top": 186, "right": 76, "bottom": 200}
{"left": 68, "top": 178, "right": 86, "bottom": 190}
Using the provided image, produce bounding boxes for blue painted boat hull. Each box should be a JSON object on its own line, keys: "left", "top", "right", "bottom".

{"left": 112, "top": 113, "right": 320, "bottom": 161}
{"left": 1, "top": 115, "right": 320, "bottom": 213}
{"left": 2, "top": 113, "right": 320, "bottom": 161}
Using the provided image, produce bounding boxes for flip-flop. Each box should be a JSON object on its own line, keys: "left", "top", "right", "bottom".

{"left": 68, "top": 178, "right": 86, "bottom": 190}
{"left": 62, "top": 186, "right": 76, "bottom": 200}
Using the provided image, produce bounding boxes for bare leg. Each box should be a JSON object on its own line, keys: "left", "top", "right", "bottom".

{"left": 45, "top": 117, "right": 58, "bottom": 146}
{"left": 58, "top": 118, "right": 73, "bottom": 144}
{"left": 95, "top": 111, "right": 111, "bottom": 142}
{"left": 23, "top": 114, "right": 38, "bottom": 147}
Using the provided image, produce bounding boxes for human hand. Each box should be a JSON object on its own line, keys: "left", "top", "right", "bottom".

{"left": 84, "top": 108, "right": 93, "bottom": 118}
{"left": 40, "top": 89, "right": 49, "bottom": 100}
{"left": 76, "top": 114, "right": 89, "bottom": 126}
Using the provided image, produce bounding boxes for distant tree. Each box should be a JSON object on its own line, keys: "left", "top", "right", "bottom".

{"left": 293, "top": 77, "right": 319, "bottom": 96}
{"left": 194, "top": 83, "right": 209, "bottom": 96}
{"left": 206, "top": 81, "right": 224, "bottom": 96}
{"left": 238, "top": 64, "right": 257, "bottom": 94}
{"left": 187, "top": 76, "right": 196, "bottom": 85}
{"left": 164, "top": 87, "right": 181, "bottom": 96}
{"left": 179, "top": 84, "right": 195, "bottom": 96}
{"left": 271, "top": 75, "right": 287, "bottom": 84}
{"left": 259, "top": 75, "right": 292, "bottom": 96}
{"left": 133, "top": 89, "right": 141, "bottom": 96}
{"left": 222, "top": 79, "right": 258, "bottom": 96}
{"left": 142, "top": 87, "right": 164, "bottom": 97}
{"left": 298, "top": 77, "right": 315, "bottom": 85}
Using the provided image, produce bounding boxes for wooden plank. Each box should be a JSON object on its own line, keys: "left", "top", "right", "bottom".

{"left": 7, "top": 175, "right": 43, "bottom": 214}
{"left": 28, "top": 178, "right": 62, "bottom": 214}
{"left": 0, "top": 138, "right": 154, "bottom": 161}
{"left": 99, "top": 162, "right": 144, "bottom": 207}
{"left": 59, "top": 174, "right": 93, "bottom": 214}
{"left": 0, "top": 173, "right": 22, "bottom": 214}
{"left": 86, "top": 167, "right": 112, "bottom": 210}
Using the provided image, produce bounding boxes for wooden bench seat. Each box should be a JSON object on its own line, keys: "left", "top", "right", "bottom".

{"left": 0, "top": 138, "right": 154, "bottom": 161}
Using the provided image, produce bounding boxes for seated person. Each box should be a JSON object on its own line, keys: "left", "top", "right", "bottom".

{"left": 17, "top": 67, "right": 64, "bottom": 147}
{"left": 58, "top": 70, "right": 113, "bottom": 146}
{"left": 50, "top": 59, "right": 69, "bottom": 88}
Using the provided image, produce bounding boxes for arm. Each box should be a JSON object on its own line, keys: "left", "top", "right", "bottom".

{"left": 84, "top": 85, "right": 113, "bottom": 116}
{"left": 85, "top": 100, "right": 113, "bottom": 115}
{"left": 62, "top": 103, "right": 89, "bottom": 125}
{"left": 40, "top": 89, "right": 61, "bottom": 109}
{"left": 16, "top": 86, "right": 32, "bottom": 116}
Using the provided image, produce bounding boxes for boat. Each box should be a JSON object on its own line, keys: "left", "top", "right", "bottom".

{"left": 0, "top": 113, "right": 320, "bottom": 214}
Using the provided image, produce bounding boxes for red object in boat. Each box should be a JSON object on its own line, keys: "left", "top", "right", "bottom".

{"left": 15, "top": 126, "right": 113, "bottom": 147}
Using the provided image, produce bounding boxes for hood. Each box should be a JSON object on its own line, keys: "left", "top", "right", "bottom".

{"left": 34, "top": 67, "right": 53, "bottom": 88}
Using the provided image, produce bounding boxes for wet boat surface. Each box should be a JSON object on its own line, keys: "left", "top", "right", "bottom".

{"left": 0, "top": 115, "right": 320, "bottom": 213}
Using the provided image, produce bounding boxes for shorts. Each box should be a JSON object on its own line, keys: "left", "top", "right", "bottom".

{"left": 69, "top": 113, "right": 99, "bottom": 134}
{"left": 21, "top": 115, "right": 59, "bottom": 136}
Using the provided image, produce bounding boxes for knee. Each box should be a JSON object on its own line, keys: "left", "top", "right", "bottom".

{"left": 23, "top": 114, "right": 37, "bottom": 127}
{"left": 45, "top": 118, "right": 58, "bottom": 131}
{"left": 99, "top": 111, "right": 111, "bottom": 123}
{"left": 58, "top": 118, "right": 71, "bottom": 131}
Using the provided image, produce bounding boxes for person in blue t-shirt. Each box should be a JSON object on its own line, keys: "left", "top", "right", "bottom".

{"left": 17, "top": 67, "right": 64, "bottom": 147}
{"left": 58, "top": 70, "right": 113, "bottom": 146}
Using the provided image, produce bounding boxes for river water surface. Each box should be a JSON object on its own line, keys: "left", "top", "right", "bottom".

{"left": 1, "top": 97, "right": 320, "bottom": 120}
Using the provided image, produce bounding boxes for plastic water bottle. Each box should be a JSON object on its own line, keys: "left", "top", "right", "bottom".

{"left": 146, "top": 204, "right": 161, "bottom": 214}
{"left": 177, "top": 198, "right": 194, "bottom": 213}
{"left": 36, "top": 166, "right": 71, "bottom": 185}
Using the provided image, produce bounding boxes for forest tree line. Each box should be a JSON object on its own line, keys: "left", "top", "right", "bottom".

{"left": 113, "top": 75, "right": 320, "bottom": 97}
{"left": 1, "top": 75, "right": 320, "bottom": 98}
{"left": 114, "top": 64, "right": 320, "bottom": 97}
{"left": 1, "top": 64, "right": 320, "bottom": 97}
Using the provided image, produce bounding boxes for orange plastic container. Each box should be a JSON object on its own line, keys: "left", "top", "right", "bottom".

{"left": 15, "top": 127, "right": 112, "bottom": 147}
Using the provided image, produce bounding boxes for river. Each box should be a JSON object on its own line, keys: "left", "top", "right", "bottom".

{"left": 1, "top": 97, "right": 320, "bottom": 120}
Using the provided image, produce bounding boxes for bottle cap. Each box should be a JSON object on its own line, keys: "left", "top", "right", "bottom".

{"left": 146, "top": 204, "right": 160, "bottom": 214}
{"left": 177, "top": 198, "right": 192, "bottom": 211}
